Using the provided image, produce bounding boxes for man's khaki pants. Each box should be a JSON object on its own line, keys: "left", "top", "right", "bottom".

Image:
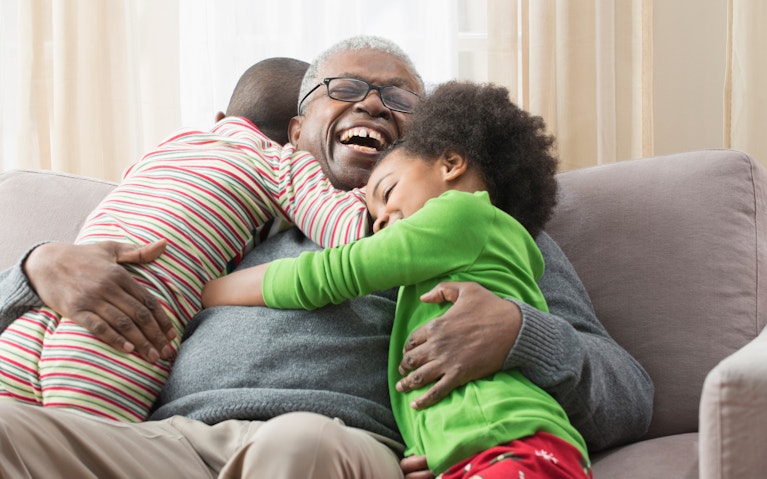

{"left": 0, "top": 402, "right": 404, "bottom": 478}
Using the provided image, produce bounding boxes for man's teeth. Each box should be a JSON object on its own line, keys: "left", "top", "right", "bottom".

{"left": 347, "top": 143, "right": 376, "bottom": 152}
{"left": 340, "top": 128, "right": 385, "bottom": 147}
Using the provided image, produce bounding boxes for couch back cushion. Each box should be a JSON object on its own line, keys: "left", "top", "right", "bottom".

{"left": 0, "top": 169, "right": 116, "bottom": 270}
{"left": 545, "top": 149, "right": 766, "bottom": 440}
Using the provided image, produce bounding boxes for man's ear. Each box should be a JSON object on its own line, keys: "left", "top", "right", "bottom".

{"left": 214, "top": 111, "right": 226, "bottom": 122}
{"left": 288, "top": 115, "right": 303, "bottom": 146}
{"left": 439, "top": 149, "right": 469, "bottom": 181}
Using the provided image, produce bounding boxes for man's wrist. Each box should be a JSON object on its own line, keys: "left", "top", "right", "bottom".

{"left": 500, "top": 298, "right": 524, "bottom": 369}
{"left": 503, "top": 299, "right": 568, "bottom": 372}
{"left": 21, "top": 241, "right": 54, "bottom": 293}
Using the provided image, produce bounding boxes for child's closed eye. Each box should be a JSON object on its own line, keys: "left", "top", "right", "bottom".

{"left": 383, "top": 184, "right": 394, "bottom": 204}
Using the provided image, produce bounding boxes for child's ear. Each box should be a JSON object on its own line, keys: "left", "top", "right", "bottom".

{"left": 214, "top": 111, "right": 226, "bottom": 122}
{"left": 440, "top": 149, "right": 469, "bottom": 181}
{"left": 288, "top": 116, "right": 303, "bottom": 146}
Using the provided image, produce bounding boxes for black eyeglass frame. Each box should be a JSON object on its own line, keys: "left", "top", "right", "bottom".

{"left": 297, "top": 77, "right": 420, "bottom": 115}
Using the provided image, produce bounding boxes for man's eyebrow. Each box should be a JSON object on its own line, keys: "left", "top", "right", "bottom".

{"left": 337, "top": 73, "right": 412, "bottom": 88}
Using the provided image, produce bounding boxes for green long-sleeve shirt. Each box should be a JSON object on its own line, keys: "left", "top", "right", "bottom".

{"left": 264, "top": 190, "right": 588, "bottom": 473}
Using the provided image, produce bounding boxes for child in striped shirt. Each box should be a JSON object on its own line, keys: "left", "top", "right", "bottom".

{"left": 0, "top": 57, "right": 369, "bottom": 422}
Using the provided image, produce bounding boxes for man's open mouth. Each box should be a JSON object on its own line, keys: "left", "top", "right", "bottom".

{"left": 339, "top": 127, "right": 388, "bottom": 152}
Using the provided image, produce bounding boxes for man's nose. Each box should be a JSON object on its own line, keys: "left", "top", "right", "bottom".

{"left": 355, "top": 91, "right": 391, "bottom": 118}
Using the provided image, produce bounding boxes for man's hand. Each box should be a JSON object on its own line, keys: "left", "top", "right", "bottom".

{"left": 401, "top": 455, "right": 434, "bottom": 479}
{"left": 396, "top": 282, "right": 522, "bottom": 409}
{"left": 23, "top": 240, "right": 176, "bottom": 362}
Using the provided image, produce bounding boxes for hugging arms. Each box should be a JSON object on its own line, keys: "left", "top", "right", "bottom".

{"left": 3, "top": 227, "right": 653, "bottom": 452}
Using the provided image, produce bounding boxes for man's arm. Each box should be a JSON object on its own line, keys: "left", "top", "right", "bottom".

{"left": 396, "top": 232, "right": 653, "bottom": 452}
{"left": 507, "top": 232, "right": 653, "bottom": 450}
{"left": 0, "top": 241, "right": 177, "bottom": 362}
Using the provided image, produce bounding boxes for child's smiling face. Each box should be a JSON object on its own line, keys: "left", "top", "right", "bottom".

{"left": 365, "top": 149, "right": 449, "bottom": 233}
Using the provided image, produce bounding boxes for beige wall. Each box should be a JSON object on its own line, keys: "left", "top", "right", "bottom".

{"left": 653, "top": 0, "right": 728, "bottom": 156}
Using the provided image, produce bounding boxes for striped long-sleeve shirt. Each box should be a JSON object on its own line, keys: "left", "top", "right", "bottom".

{"left": 0, "top": 117, "right": 368, "bottom": 421}
{"left": 78, "top": 116, "right": 368, "bottom": 327}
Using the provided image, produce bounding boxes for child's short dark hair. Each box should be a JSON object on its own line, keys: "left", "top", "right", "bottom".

{"left": 396, "top": 81, "right": 559, "bottom": 236}
{"left": 227, "top": 57, "right": 309, "bottom": 144}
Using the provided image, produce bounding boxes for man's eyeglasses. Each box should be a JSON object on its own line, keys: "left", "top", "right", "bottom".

{"left": 297, "top": 77, "right": 420, "bottom": 115}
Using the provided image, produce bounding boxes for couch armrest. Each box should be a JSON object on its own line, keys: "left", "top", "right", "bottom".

{"left": 699, "top": 325, "right": 767, "bottom": 479}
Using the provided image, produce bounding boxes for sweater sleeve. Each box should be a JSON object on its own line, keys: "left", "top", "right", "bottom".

{"left": 505, "top": 231, "right": 654, "bottom": 452}
{"left": 0, "top": 245, "right": 44, "bottom": 332}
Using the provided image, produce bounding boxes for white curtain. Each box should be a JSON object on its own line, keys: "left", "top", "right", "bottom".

{"left": 177, "top": 0, "right": 461, "bottom": 133}
{"left": 488, "top": 0, "right": 654, "bottom": 170}
{"left": 1, "top": 0, "right": 183, "bottom": 180}
{"left": 3, "top": 0, "right": 765, "bottom": 180}
{"left": 0, "top": 0, "right": 459, "bottom": 181}
{"left": 485, "top": 0, "right": 767, "bottom": 171}
{"left": 725, "top": 0, "right": 767, "bottom": 160}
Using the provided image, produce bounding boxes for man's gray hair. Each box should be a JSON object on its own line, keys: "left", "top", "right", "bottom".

{"left": 297, "top": 35, "right": 424, "bottom": 114}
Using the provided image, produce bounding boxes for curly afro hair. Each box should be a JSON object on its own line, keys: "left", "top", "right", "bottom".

{"left": 393, "top": 80, "right": 559, "bottom": 237}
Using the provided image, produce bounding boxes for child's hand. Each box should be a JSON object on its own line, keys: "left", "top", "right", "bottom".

{"left": 201, "top": 263, "right": 271, "bottom": 308}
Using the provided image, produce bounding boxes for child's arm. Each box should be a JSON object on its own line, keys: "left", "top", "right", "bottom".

{"left": 263, "top": 192, "right": 504, "bottom": 310}
{"left": 221, "top": 118, "right": 370, "bottom": 248}
{"left": 201, "top": 263, "right": 270, "bottom": 307}
{"left": 279, "top": 148, "right": 370, "bottom": 247}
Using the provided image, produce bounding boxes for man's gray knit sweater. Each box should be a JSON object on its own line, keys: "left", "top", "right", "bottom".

{"left": 0, "top": 229, "right": 653, "bottom": 452}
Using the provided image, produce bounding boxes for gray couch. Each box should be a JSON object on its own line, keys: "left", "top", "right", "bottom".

{"left": 0, "top": 149, "right": 765, "bottom": 478}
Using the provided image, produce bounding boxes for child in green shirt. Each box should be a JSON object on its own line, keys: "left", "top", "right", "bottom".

{"left": 202, "top": 81, "right": 592, "bottom": 478}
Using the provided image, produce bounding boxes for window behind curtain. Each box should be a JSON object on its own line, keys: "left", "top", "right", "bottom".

{"left": 178, "top": 0, "right": 490, "bottom": 129}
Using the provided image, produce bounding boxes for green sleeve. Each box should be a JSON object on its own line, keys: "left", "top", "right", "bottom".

{"left": 263, "top": 191, "right": 494, "bottom": 310}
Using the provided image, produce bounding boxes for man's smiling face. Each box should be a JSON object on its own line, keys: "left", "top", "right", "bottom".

{"left": 288, "top": 48, "right": 423, "bottom": 191}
